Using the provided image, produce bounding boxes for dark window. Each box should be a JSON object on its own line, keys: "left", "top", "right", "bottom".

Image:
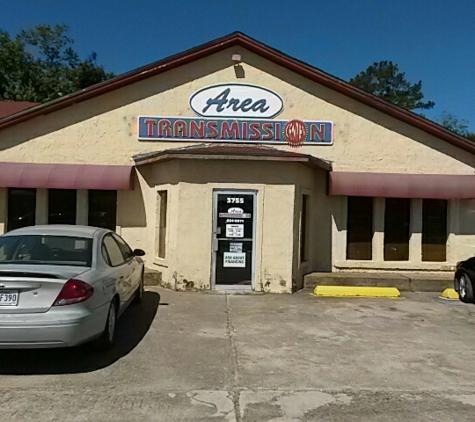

{"left": 88, "top": 190, "right": 117, "bottom": 231}
{"left": 422, "top": 199, "right": 447, "bottom": 262}
{"left": 102, "top": 234, "right": 124, "bottom": 267}
{"left": 7, "top": 188, "right": 36, "bottom": 231}
{"left": 384, "top": 198, "right": 410, "bottom": 261}
{"left": 112, "top": 233, "right": 134, "bottom": 261}
{"left": 48, "top": 189, "right": 76, "bottom": 225}
{"left": 300, "top": 195, "right": 309, "bottom": 262}
{"left": 346, "top": 197, "right": 373, "bottom": 260}
{"left": 157, "top": 191, "right": 167, "bottom": 259}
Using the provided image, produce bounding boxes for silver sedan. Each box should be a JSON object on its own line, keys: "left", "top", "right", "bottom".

{"left": 0, "top": 225, "right": 145, "bottom": 349}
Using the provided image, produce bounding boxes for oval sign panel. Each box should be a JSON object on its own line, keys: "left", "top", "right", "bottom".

{"left": 190, "top": 83, "right": 284, "bottom": 119}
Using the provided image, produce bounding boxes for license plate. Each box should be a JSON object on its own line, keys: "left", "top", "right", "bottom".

{"left": 0, "top": 290, "right": 19, "bottom": 306}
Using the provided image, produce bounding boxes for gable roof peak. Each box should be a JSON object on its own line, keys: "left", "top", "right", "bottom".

{"left": 0, "top": 32, "right": 473, "bottom": 155}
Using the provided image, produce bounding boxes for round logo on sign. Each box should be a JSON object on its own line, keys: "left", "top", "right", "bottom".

{"left": 283, "top": 120, "right": 307, "bottom": 147}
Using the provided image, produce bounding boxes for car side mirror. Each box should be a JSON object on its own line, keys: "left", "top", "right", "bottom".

{"left": 133, "top": 249, "right": 146, "bottom": 257}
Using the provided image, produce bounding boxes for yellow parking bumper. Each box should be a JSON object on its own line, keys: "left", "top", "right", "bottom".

{"left": 439, "top": 288, "right": 459, "bottom": 300}
{"left": 313, "top": 285, "right": 401, "bottom": 298}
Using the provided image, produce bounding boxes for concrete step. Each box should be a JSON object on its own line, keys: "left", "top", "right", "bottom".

{"left": 304, "top": 272, "right": 453, "bottom": 292}
{"left": 144, "top": 269, "right": 162, "bottom": 286}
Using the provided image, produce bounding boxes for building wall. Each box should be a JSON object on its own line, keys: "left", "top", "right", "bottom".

{"left": 1, "top": 46, "right": 475, "bottom": 284}
{"left": 1, "top": 47, "right": 475, "bottom": 175}
{"left": 117, "top": 161, "right": 181, "bottom": 287}
{"left": 290, "top": 164, "right": 333, "bottom": 289}
{"left": 135, "top": 160, "right": 307, "bottom": 292}
{"left": 448, "top": 199, "right": 475, "bottom": 265}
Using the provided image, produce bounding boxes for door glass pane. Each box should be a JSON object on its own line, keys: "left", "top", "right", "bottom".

{"left": 48, "top": 189, "right": 76, "bottom": 225}
{"left": 384, "top": 198, "right": 410, "bottom": 261}
{"left": 112, "top": 233, "right": 134, "bottom": 261}
{"left": 216, "top": 240, "right": 253, "bottom": 285}
{"left": 216, "top": 194, "right": 253, "bottom": 239}
{"left": 347, "top": 197, "right": 373, "bottom": 260}
{"left": 102, "top": 242, "right": 111, "bottom": 266}
{"left": 422, "top": 199, "right": 447, "bottom": 262}
{"left": 103, "top": 234, "right": 124, "bottom": 267}
{"left": 215, "top": 193, "right": 254, "bottom": 286}
{"left": 88, "top": 190, "right": 117, "bottom": 231}
{"left": 8, "top": 188, "right": 36, "bottom": 231}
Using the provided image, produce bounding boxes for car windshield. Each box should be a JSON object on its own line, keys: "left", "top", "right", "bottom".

{"left": 0, "top": 235, "right": 93, "bottom": 267}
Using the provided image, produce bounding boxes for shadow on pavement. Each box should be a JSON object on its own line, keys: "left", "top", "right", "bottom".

{"left": 0, "top": 291, "right": 161, "bottom": 375}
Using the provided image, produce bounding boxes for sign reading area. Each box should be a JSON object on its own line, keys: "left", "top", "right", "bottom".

{"left": 189, "top": 83, "right": 283, "bottom": 118}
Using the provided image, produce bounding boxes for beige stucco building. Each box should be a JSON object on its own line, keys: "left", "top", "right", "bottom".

{"left": 1, "top": 32, "right": 475, "bottom": 293}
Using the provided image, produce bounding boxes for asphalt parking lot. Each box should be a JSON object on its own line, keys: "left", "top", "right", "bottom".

{"left": 2, "top": 286, "right": 475, "bottom": 421}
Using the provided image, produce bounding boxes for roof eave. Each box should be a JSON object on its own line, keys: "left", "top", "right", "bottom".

{"left": 133, "top": 150, "right": 332, "bottom": 171}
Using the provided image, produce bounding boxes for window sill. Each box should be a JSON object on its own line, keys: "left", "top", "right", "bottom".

{"left": 335, "top": 260, "right": 455, "bottom": 272}
{"left": 153, "top": 258, "right": 168, "bottom": 268}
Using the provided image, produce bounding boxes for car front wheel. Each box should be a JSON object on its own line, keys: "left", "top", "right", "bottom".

{"left": 458, "top": 273, "right": 474, "bottom": 303}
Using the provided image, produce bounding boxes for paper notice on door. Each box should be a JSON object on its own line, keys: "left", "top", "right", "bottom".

{"left": 226, "top": 224, "right": 244, "bottom": 238}
{"left": 223, "top": 252, "right": 246, "bottom": 268}
{"left": 229, "top": 242, "right": 243, "bottom": 253}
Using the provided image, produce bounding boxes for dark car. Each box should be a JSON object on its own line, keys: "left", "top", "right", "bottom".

{"left": 454, "top": 258, "right": 475, "bottom": 302}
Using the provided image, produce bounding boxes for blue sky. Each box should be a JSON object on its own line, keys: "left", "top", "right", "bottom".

{"left": 2, "top": 0, "right": 475, "bottom": 130}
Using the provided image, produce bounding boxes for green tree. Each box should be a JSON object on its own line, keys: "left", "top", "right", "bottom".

{"left": 437, "top": 112, "right": 469, "bottom": 136}
{"left": 0, "top": 30, "right": 35, "bottom": 101}
{"left": 437, "top": 112, "right": 475, "bottom": 141}
{"left": 349, "top": 61, "right": 435, "bottom": 111}
{"left": 0, "top": 24, "right": 114, "bottom": 103}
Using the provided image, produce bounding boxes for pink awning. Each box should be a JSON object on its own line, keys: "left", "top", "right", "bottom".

{"left": 329, "top": 172, "right": 475, "bottom": 199}
{"left": 0, "top": 162, "right": 134, "bottom": 190}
